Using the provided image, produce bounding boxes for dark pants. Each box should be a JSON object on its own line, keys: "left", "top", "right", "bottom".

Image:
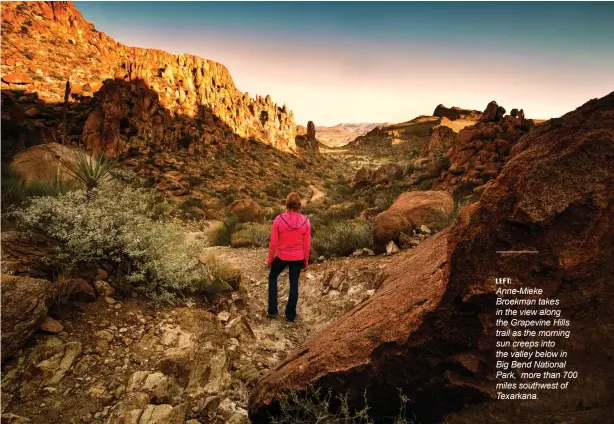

{"left": 268, "top": 257, "right": 303, "bottom": 321}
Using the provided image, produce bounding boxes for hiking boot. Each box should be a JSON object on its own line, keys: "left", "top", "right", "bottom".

{"left": 266, "top": 312, "right": 278, "bottom": 319}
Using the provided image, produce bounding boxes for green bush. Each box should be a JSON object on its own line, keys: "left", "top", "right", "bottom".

{"left": 272, "top": 386, "right": 412, "bottom": 424}
{"left": 306, "top": 203, "right": 364, "bottom": 230}
{"left": 1, "top": 166, "right": 77, "bottom": 209}
{"left": 10, "top": 181, "right": 220, "bottom": 305}
{"left": 312, "top": 220, "right": 373, "bottom": 258}
{"left": 212, "top": 214, "right": 241, "bottom": 246}
{"left": 231, "top": 222, "right": 270, "bottom": 248}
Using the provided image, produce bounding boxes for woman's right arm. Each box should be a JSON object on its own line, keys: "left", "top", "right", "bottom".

{"left": 267, "top": 218, "right": 279, "bottom": 265}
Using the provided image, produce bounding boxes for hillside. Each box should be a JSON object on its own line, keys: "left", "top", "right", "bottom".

{"left": 1, "top": 1, "right": 295, "bottom": 158}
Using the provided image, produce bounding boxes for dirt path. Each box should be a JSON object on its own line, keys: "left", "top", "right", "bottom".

{"left": 1, "top": 243, "right": 396, "bottom": 424}
{"left": 307, "top": 184, "right": 327, "bottom": 206}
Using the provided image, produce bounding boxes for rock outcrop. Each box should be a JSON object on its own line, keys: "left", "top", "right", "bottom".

{"left": 433, "top": 104, "right": 481, "bottom": 121}
{"left": 432, "top": 100, "right": 535, "bottom": 195}
{"left": 307, "top": 121, "right": 316, "bottom": 140}
{"left": 249, "top": 92, "right": 614, "bottom": 423}
{"left": 372, "top": 190, "right": 453, "bottom": 250}
{"left": 350, "top": 163, "right": 404, "bottom": 189}
{"left": 295, "top": 120, "right": 320, "bottom": 150}
{"left": 1, "top": 277, "right": 53, "bottom": 362}
{"left": 422, "top": 124, "right": 457, "bottom": 156}
{"left": 1, "top": 1, "right": 296, "bottom": 157}
{"left": 228, "top": 198, "right": 263, "bottom": 223}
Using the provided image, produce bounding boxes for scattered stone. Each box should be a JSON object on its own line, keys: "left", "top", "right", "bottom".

{"left": 201, "top": 395, "right": 221, "bottom": 417}
{"left": 38, "top": 341, "right": 83, "bottom": 386}
{"left": 1, "top": 413, "right": 31, "bottom": 423}
{"left": 94, "top": 280, "right": 115, "bottom": 297}
{"left": 39, "top": 316, "right": 64, "bottom": 333}
{"left": 352, "top": 248, "right": 375, "bottom": 257}
{"left": 418, "top": 225, "right": 431, "bottom": 234}
{"left": 385, "top": 241, "right": 400, "bottom": 255}
{"left": 104, "top": 296, "right": 116, "bottom": 305}
{"left": 225, "top": 316, "right": 255, "bottom": 341}
{"left": 65, "top": 278, "right": 96, "bottom": 302}
{"left": 226, "top": 411, "right": 249, "bottom": 424}
{"left": 217, "top": 311, "right": 231, "bottom": 324}
{"left": 227, "top": 198, "right": 262, "bottom": 222}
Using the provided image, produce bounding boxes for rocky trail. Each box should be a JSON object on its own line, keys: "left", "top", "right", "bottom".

{"left": 1, "top": 243, "right": 395, "bottom": 424}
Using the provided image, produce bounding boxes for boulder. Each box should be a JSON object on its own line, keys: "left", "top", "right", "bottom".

{"left": 10, "top": 143, "right": 90, "bottom": 183}
{"left": 479, "top": 100, "right": 499, "bottom": 122}
{"left": 39, "top": 316, "right": 64, "bottom": 334}
{"left": 373, "top": 190, "right": 453, "bottom": 250}
{"left": 1, "top": 276, "right": 52, "bottom": 362}
{"left": 349, "top": 166, "right": 375, "bottom": 189}
{"left": 94, "top": 280, "right": 116, "bottom": 297}
{"left": 248, "top": 92, "right": 614, "bottom": 423}
{"left": 1, "top": 72, "right": 33, "bottom": 84}
{"left": 228, "top": 198, "right": 262, "bottom": 223}
{"left": 433, "top": 104, "right": 461, "bottom": 120}
{"left": 350, "top": 163, "right": 403, "bottom": 189}
{"left": 63, "top": 278, "right": 96, "bottom": 302}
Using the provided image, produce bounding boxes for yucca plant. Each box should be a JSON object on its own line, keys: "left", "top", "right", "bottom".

{"left": 62, "top": 151, "right": 117, "bottom": 190}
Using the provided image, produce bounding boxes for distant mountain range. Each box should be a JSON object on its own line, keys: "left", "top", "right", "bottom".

{"left": 315, "top": 123, "right": 389, "bottom": 147}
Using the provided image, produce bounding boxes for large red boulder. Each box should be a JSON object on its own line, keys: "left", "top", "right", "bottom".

{"left": 228, "top": 198, "right": 263, "bottom": 223}
{"left": 373, "top": 190, "right": 453, "bottom": 250}
{"left": 249, "top": 92, "right": 614, "bottom": 423}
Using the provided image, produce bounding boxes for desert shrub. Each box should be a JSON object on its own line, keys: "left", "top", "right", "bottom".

{"left": 272, "top": 386, "right": 412, "bottom": 424}
{"left": 199, "top": 252, "right": 242, "bottom": 292}
{"left": 1, "top": 166, "right": 77, "bottom": 208}
{"left": 186, "top": 176, "right": 204, "bottom": 186}
{"left": 312, "top": 220, "right": 373, "bottom": 258}
{"left": 179, "top": 196, "right": 205, "bottom": 211}
{"left": 448, "top": 197, "right": 473, "bottom": 226}
{"left": 306, "top": 203, "right": 364, "bottom": 230}
{"left": 212, "top": 214, "right": 241, "bottom": 246}
{"left": 416, "top": 178, "right": 434, "bottom": 191}
{"left": 231, "top": 222, "right": 270, "bottom": 248}
{"left": 10, "top": 181, "right": 220, "bottom": 305}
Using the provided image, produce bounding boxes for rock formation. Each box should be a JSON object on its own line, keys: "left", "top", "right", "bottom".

{"left": 295, "top": 120, "right": 320, "bottom": 150}
{"left": 433, "top": 104, "right": 481, "bottom": 121}
{"left": 307, "top": 121, "right": 316, "bottom": 139}
{"left": 249, "top": 92, "right": 614, "bottom": 423}
{"left": 422, "top": 125, "right": 457, "bottom": 156}
{"left": 432, "top": 100, "right": 535, "bottom": 195}
{"left": 349, "top": 163, "right": 404, "bottom": 189}
{"left": 1, "top": 1, "right": 296, "bottom": 157}
{"left": 227, "top": 198, "right": 263, "bottom": 223}
{"left": 1, "top": 277, "right": 53, "bottom": 362}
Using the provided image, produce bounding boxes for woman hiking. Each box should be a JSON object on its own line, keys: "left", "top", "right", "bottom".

{"left": 266, "top": 192, "right": 311, "bottom": 322}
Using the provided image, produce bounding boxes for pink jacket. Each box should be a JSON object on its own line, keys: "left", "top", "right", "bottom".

{"left": 267, "top": 211, "right": 311, "bottom": 266}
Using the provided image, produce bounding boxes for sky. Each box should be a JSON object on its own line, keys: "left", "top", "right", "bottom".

{"left": 75, "top": 2, "right": 614, "bottom": 126}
